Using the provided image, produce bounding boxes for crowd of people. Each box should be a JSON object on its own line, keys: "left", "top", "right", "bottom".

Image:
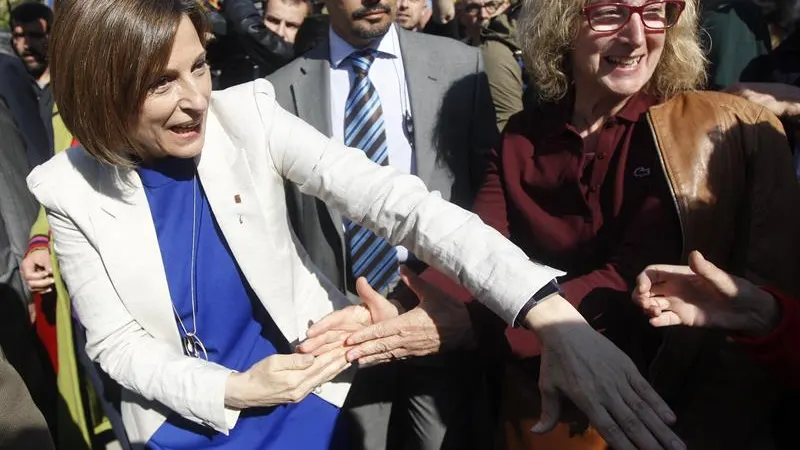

{"left": 0, "top": 0, "right": 798, "bottom": 449}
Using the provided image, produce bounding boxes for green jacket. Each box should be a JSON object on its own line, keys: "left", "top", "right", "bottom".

{"left": 480, "top": 4, "right": 535, "bottom": 132}
{"left": 701, "top": 0, "right": 771, "bottom": 89}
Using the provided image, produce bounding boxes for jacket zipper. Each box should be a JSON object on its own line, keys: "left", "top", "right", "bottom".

{"left": 645, "top": 111, "right": 687, "bottom": 259}
{"left": 644, "top": 111, "right": 688, "bottom": 387}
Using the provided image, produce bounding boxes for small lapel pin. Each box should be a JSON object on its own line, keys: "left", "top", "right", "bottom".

{"left": 234, "top": 194, "right": 242, "bottom": 204}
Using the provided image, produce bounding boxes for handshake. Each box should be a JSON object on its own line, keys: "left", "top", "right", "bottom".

{"left": 297, "top": 266, "right": 474, "bottom": 366}
{"left": 224, "top": 267, "right": 470, "bottom": 409}
{"left": 228, "top": 266, "right": 695, "bottom": 450}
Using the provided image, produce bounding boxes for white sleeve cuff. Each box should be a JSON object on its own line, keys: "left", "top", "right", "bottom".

{"left": 201, "top": 367, "right": 241, "bottom": 435}
{"left": 223, "top": 407, "right": 241, "bottom": 433}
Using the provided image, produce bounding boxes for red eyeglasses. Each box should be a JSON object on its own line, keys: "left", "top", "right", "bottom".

{"left": 583, "top": 1, "right": 686, "bottom": 33}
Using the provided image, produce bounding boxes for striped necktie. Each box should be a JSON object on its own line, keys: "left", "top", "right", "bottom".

{"left": 344, "top": 49, "right": 399, "bottom": 292}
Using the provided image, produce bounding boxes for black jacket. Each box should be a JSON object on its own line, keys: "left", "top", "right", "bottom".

{"left": 0, "top": 54, "right": 51, "bottom": 168}
{"left": 208, "top": 0, "right": 294, "bottom": 89}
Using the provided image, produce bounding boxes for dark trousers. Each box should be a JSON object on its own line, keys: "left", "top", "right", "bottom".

{"left": 0, "top": 286, "right": 57, "bottom": 439}
{"left": 342, "top": 351, "right": 498, "bottom": 450}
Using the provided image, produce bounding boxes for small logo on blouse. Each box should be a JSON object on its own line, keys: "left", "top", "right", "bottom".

{"left": 633, "top": 167, "right": 651, "bottom": 178}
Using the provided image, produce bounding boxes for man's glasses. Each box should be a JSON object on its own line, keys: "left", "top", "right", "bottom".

{"left": 582, "top": 1, "right": 686, "bottom": 33}
{"left": 462, "top": 0, "right": 503, "bottom": 16}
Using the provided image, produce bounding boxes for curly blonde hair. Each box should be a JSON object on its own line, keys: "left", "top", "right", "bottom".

{"left": 518, "top": 0, "right": 708, "bottom": 102}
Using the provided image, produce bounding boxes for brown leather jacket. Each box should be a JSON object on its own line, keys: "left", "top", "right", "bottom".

{"left": 647, "top": 90, "right": 800, "bottom": 449}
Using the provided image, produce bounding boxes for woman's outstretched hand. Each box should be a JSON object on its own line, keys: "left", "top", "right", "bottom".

{"left": 633, "top": 250, "right": 780, "bottom": 337}
{"left": 524, "top": 294, "right": 684, "bottom": 450}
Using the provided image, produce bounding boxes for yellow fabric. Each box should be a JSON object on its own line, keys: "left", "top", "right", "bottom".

{"left": 29, "top": 205, "right": 49, "bottom": 240}
{"left": 52, "top": 105, "right": 74, "bottom": 157}
{"left": 52, "top": 245, "right": 93, "bottom": 450}
{"left": 30, "top": 103, "right": 72, "bottom": 240}
{"left": 37, "top": 104, "right": 110, "bottom": 449}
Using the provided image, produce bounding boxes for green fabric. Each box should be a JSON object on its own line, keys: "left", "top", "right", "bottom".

{"left": 52, "top": 104, "right": 73, "bottom": 159}
{"left": 29, "top": 104, "right": 69, "bottom": 241}
{"left": 481, "top": 6, "right": 529, "bottom": 131}
{"left": 29, "top": 206, "right": 49, "bottom": 241}
{"left": 481, "top": 10, "right": 519, "bottom": 52}
{"left": 701, "top": 0, "right": 771, "bottom": 89}
{"left": 33, "top": 104, "right": 109, "bottom": 450}
{"left": 482, "top": 39, "right": 522, "bottom": 132}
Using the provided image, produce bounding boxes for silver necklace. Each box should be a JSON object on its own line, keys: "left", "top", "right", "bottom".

{"left": 171, "top": 171, "right": 208, "bottom": 360}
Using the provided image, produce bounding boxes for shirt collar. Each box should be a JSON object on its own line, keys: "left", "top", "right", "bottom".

{"left": 616, "top": 92, "right": 657, "bottom": 122}
{"left": 537, "top": 91, "right": 658, "bottom": 137}
{"left": 328, "top": 24, "right": 400, "bottom": 69}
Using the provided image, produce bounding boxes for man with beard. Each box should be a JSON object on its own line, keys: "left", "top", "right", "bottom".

{"left": 0, "top": 54, "right": 48, "bottom": 170}
{"left": 267, "top": 0, "right": 497, "bottom": 448}
{"left": 9, "top": 2, "right": 55, "bottom": 164}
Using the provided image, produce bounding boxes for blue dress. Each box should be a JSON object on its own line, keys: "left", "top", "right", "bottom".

{"left": 138, "top": 157, "right": 347, "bottom": 450}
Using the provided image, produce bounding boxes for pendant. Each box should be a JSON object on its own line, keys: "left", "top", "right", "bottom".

{"left": 183, "top": 332, "right": 209, "bottom": 360}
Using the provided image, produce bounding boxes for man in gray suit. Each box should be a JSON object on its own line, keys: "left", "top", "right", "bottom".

{"left": 0, "top": 96, "right": 55, "bottom": 438}
{"left": 0, "top": 98, "right": 39, "bottom": 314}
{"left": 267, "top": 0, "right": 497, "bottom": 448}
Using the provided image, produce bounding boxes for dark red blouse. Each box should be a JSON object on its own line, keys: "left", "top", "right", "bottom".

{"left": 410, "top": 93, "right": 683, "bottom": 360}
{"left": 474, "top": 93, "right": 681, "bottom": 357}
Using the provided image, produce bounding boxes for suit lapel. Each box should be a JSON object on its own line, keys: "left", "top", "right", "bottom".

{"left": 292, "top": 45, "right": 346, "bottom": 247}
{"left": 196, "top": 108, "right": 299, "bottom": 341}
{"left": 92, "top": 168, "right": 182, "bottom": 347}
{"left": 292, "top": 46, "right": 333, "bottom": 137}
{"left": 398, "top": 29, "right": 443, "bottom": 186}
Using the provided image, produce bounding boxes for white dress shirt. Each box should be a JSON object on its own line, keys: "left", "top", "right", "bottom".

{"left": 328, "top": 24, "right": 415, "bottom": 262}
{"left": 328, "top": 24, "right": 415, "bottom": 175}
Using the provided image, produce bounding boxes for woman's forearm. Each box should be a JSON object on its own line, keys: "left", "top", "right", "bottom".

{"left": 224, "top": 371, "right": 252, "bottom": 409}
{"left": 267, "top": 93, "right": 564, "bottom": 325}
{"left": 734, "top": 288, "right": 782, "bottom": 338}
{"left": 734, "top": 288, "right": 800, "bottom": 387}
{"left": 522, "top": 293, "right": 588, "bottom": 334}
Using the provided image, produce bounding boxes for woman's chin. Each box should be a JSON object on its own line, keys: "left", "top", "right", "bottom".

{"left": 600, "top": 79, "right": 649, "bottom": 99}
{"left": 161, "top": 136, "right": 205, "bottom": 159}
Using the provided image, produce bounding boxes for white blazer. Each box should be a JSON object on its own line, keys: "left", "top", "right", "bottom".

{"left": 26, "top": 80, "right": 562, "bottom": 445}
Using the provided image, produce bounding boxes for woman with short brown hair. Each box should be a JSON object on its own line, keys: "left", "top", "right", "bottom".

{"left": 50, "top": 0, "right": 210, "bottom": 167}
